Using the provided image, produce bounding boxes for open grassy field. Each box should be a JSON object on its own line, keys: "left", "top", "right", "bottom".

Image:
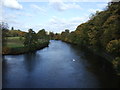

{"left": 6, "top": 37, "right": 24, "bottom": 48}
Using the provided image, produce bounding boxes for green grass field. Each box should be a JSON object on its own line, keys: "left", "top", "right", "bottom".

{"left": 7, "top": 37, "right": 21, "bottom": 39}
{"left": 5, "top": 37, "right": 49, "bottom": 48}
{"left": 6, "top": 37, "right": 24, "bottom": 48}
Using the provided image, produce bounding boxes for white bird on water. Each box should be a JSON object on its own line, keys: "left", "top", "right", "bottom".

{"left": 73, "top": 59, "right": 75, "bottom": 61}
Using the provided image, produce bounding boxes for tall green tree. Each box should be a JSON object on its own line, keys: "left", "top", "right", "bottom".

{"left": 11, "top": 27, "right": 14, "bottom": 30}
{"left": 24, "top": 29, "right": 38, "bottom": 47}
{"left": 49, "top": 32, "right": 54, "bottom": 40}
{"left": 37, "top": 29, "right": 46, "bottom": 38}
{"left": 37, "top": 29, "right": 49, "bottom": 40}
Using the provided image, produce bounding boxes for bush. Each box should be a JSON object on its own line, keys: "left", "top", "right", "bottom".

{"left": 106, "top": 39, "right": 120, "bottom": 56}
{"left": 112, "top": 57, "right": 120, "bottom": 75}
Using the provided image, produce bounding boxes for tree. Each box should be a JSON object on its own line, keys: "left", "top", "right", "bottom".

{"left": 49, "top": 32, "right": 54, "bottom": 40}
{"left": 65, "top": 29, "right": 69, "bottom": 33}
{"left": 24, "top": 29, "right": 38, "bottom": 47}
{"left": 54, "top": 33, "right": 61, "bottom": 40}
{"left": 37, "top": 29, "right": 48, "bottom": 40}
{"left": 106, "top": 39, "right": 120, "bottom": 56}
{"left": 37, "top": 29, "right": 46, "bottom": 37}
{"left": 112, "top": 57, "right": 120, "bottom": 74}
{"left": 0, "top": 22, "right": 9, "bottom": 46}
{"left": 11, "top": 27, "right": 14, "bottom": 30}
{"left": 60, "top": 29, "right": 70, "bottom": 42}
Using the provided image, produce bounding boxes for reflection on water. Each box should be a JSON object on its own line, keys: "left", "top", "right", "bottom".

{"left": 2, "top": 40, "right": 119, "bottom": 88}
{"left": 23, "top": 52, "right": 40, "bottom": 72}
{"left": 69, "top": 44, "right": 119, "bottom": 88}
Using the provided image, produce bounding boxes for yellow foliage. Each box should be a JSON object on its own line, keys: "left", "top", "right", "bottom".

{"left": 103, "top": 15, "right": 120, "bottom": 27}
{"left": 106, "top": 39, "right": 120, "bottom": 53}
{"left": 2, "top": 47, "right": 10, "bottom": 54}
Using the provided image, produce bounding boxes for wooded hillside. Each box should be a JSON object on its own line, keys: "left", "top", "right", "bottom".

{"left": 54, "top": 2, "right": 120, "bottom": 75}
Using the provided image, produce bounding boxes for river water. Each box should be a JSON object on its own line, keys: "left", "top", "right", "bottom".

{"left": 2, "top": 40, "right": 119, "bottom": 88}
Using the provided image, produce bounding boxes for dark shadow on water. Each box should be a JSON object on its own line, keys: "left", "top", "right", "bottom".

{"left": 2, "top": 56, "right": 9, "bottom": 87}
{"left": 23, "top": 51, "right": 41, "bottom": 73}
{"left": 68, "top": 43, "right": 120, "bottom": 88}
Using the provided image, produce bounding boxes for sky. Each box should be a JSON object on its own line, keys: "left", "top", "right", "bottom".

{"left": 1, "top": 0, "right": 110, "bottom": 33}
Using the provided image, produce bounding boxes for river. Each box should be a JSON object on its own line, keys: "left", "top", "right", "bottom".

{"left": 2, "top": 40, "right": 119, "bottom": 88}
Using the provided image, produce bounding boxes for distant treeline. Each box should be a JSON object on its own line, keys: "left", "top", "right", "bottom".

{"left": 1, "top": 26, "right": 50, "bottom": 39}
{"left": 52, "top": 2, "right": 120, "bottom": 75}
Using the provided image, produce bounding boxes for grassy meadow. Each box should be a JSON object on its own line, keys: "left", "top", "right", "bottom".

{"left": 6, "top": 37, "right": 24, "bottom": 48}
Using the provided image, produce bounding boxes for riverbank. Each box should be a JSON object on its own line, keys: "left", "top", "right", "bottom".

{"left": 60, "top": 39, "right": 120, "bottom": 76}
{"left": 3, "top": 40, "right": 119, "bottom": 88}
{"left": 2, "top": 41, "right": 49, "bottom": 55}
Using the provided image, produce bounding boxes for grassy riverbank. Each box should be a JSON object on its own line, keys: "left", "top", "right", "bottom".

{"left": 2, "top": 37, "right": 49, "bottom": 55}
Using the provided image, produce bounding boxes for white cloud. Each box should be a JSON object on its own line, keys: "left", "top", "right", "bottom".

{"left": 31, "top": 16, "right": 89, "bottom": 33}
{"left": 30, "top": 4, "right": 47, "bottom": 15}
{"left": 2, "top": 11, "right": 34, "bottom": 30}
{"left": 49, "top": 16, "right": 89, "bottom": 32}
{"left": 2, "top": 16, "right": 23, "bottom": 29}
{"left": 3, "top": 11, "right": 32, "bottom": 23}
{"left": 70, "top": 17, "right": 87, "bottom": 23}
{"left": 0, "top": 1, "right": 3, "bottom": 21}
{"left": 88, "top": 8, "right": 103, "bottom": 13}
{"left": 18, "top": 0, "right": 112, "bottom": 2}
{"left": 4, "top": 19, "right": 19, "bottom": 24}
{"left": 3, "top": 0, "right": 23, "bottom": 9}
{"left": 97, "top": 3, "right": 108, "bottom": 8}
{"left": 4, "top": 15, "right": 89, "bottom": 33}
{"left": 49, "top": 0, "right": 82, "bottom": 11}
{"left": 15, "top": 12, "right": 33, "bottom": 17}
